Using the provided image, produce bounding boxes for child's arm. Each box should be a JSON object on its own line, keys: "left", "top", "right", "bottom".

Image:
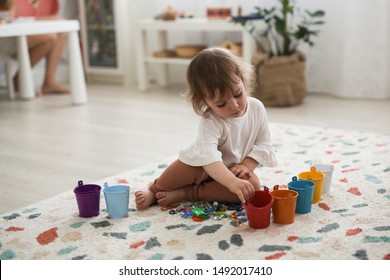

{"left": 241, "top": 157, "right": 259, "bottom": 171}
{"left": 230, "top": 157, "right": 259, "bottom": 179}
{"left": 203, "top": 161, "right": 255, "bottom": 204}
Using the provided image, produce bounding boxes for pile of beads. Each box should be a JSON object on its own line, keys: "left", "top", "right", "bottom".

{"left": 162, "top": 201, "right": 247, "bottom": 227}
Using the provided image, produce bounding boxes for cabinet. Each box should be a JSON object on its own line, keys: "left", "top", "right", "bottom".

{"left": 135, "top": 18, "right": 255, "bottom": 91}
{"left": 78, "top": 0, "right": 130, "bottom": 84}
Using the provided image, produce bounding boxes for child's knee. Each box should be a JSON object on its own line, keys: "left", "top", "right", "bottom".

{"left": 149, "top": 178, "right": 170, "bottom": 193}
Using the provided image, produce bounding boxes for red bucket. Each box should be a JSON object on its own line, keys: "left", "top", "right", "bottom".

{"left": 244, "top": 187, "right": 274, "bottom": 229}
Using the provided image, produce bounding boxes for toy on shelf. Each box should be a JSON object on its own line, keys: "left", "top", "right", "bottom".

{"left": 175, "top": 45, "right": 207, "bottom": 58}
{"left": 155, "top": 4, "right": 176, "bottom": 21}
{"left": 153, "top": 49, "right": 177, "bottom": 58}
{"left": 220, "top": 40, "right": 242, "bottom": 57}
{"left": 207, "top": 7, "right": 231, "bottom": 19}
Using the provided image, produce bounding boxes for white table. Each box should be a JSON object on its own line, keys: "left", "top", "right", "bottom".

{"left": 135, "top": 18, "right": 255, "bottom": 91}
{"left": 0, "top": 19, "right": 87, "bottom": 104}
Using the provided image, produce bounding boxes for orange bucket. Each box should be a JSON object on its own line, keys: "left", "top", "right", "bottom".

{"left": 245, "top": 187, "right": 274, "bottom": 229}
{"left": 298, "top": 167, "right": 325, "bottom": 203}
{"left": 271, "top": 185, "right": 298, "bottom": 224}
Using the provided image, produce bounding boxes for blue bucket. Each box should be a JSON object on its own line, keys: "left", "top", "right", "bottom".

{"left": 287, "top": 176, "right": 315, "bottom": 214}
{"left": 103, "top": 182, "right": 130, "bottom": 218}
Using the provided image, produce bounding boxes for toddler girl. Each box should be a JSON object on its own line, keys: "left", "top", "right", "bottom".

{"left": 135, "top": 47, "right": 277, "bottom": 210}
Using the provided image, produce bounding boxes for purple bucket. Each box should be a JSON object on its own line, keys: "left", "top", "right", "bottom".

{"left": 74, "top": 180, "right": 101, "bottom": 218}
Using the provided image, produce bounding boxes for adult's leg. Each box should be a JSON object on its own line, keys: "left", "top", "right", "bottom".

{"left": 27, "top": 34, "right": 55, "bottom": 66}
{"left": 42, "top": 32, "right": 70, "bottom": 94}
{"left": 31, "top": 15, "right": 70, "bottom": 93}
{"left": 13, "top": 34, "right": 54, "bottom": 92}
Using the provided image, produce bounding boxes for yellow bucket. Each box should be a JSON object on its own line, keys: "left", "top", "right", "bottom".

{"left": 298, "top": 167, "right": 325, "bottom": 203}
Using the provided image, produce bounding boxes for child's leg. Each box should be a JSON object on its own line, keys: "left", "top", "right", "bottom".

{"left": 157, "top": 171, "right": 261, "bottom": 205}
{"left": 135, "top": 159, "right": 206, "bottom": 210}
{"left": 148, "top": 160, "right": 207, "bottom": 193}
{"left": 188, "top": 172, "right": 260, "bottom": 202}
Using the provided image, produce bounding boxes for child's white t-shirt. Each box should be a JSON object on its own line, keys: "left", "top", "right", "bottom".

{"left": 179, "top": 97, "right": 277, "bottom": 167}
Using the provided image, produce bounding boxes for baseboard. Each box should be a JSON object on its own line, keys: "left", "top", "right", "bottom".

{"left": 85, "top": 73, "right": 124, "bottom": 86}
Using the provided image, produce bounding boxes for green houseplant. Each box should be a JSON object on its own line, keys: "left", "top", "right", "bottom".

{"left": 232, "top": 0, "right": 325, "bottom": 106}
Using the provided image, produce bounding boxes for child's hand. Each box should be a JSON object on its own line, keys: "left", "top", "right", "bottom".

{"left": 229, "top": 164, "right": 252, "bottom": 179}
{"left": 227, "top": 178, "right": 255, "bottom": 204}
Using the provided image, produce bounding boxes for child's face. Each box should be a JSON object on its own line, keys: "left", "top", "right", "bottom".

{"left": 206, "top": 79, "right": 248, "bottom": 119}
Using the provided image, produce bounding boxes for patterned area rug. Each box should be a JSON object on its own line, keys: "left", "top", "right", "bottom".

{"left": 1, "top": 123, "right": 389, "bottom": 260}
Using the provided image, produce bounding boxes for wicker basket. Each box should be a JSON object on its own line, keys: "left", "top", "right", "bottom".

{"left": 175, "top": 45, "right": 206, "bottom": 58}
{"left": 252, "top": 51, "right": 307, "bottom": 106}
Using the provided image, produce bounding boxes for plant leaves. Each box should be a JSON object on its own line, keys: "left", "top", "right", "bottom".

{"left": 306, "top": 10, "right": 325, "bottom": 17}
{"left": 232, "top": 2, "right": 325, "bottom": 55}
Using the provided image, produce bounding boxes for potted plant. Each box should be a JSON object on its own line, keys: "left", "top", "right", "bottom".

{"left": 232, "top": 0, "right": 325, "bottom": 106}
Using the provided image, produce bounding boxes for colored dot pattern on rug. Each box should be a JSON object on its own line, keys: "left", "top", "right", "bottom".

{"left": 0, "top": 123, "right": 389, "bottom": 260}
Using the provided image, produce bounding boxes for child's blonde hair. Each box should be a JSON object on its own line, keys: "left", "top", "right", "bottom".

{"left": 186, "top": 47, "right": 254, "bottom": 116}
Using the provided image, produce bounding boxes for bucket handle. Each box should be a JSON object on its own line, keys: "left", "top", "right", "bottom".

{"left": 310, "top": 166, "right": 317, "bottom": 172}
{"left": 273, "top": 185, "right": 279, "bottom": 191}
{"left": 290, "top": 176, "right": 306, "bottom": 191}
{"left": 104, "top": 182, "right": 109, "bottom": 189}
{"left": 263, "top": 186, "right": 269, "bottom": 193}
{"left": 77, "top": 180, "right": 83, "bottom": 187}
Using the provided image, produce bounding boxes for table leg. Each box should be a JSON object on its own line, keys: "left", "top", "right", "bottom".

{"left": 136, "top": 28, "right": 148, "bottom": 91}
{"left": 68, "top": 31, "right": 88, "bottom": 104}
{"left": 17, "top": 35, "right": 35, "bottom": 99}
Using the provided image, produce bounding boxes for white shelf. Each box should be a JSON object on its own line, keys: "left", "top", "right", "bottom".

{"left": 136, "top": 18, "right": 255, "bottom": 91}
{"left": 144, "top": 57, "right": 192, "bottom": 65}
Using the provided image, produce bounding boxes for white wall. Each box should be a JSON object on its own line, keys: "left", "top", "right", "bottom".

{"left": 300, "top": 0, "right": 390, "bottom": 99}
{"left": 2, "top": 1, "right": 388, "bottom": 99}
{"left": 125, "top": 0, "right": 390, "bottom": 99}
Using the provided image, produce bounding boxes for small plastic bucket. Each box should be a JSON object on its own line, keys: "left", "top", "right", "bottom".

{"left": 288, "top": 176, "right": 315, "bottom": 214}
{"left": 310, "top": 163, "right": 334, "bottom": 194}
{"left": 74, "top": 180, "right": 101, "bottom": 218}
{"left": 244, "top": 187, "right": 274, "bottom": 229}
{"left": 298, "top": 167, "right": 325, "bottom": 203}
{"left": 271, "top": 185, "right": 298, "bottom": 224}
{"left": 103, "top": 182, "right": 130, "bottom": 219}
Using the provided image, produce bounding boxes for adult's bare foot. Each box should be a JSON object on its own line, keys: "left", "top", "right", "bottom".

{"left": 42, "top": 82, "right": 70, "bottom": 94}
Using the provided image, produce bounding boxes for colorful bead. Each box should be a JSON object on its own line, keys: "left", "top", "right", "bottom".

{"left": 181, "top": 212, "right": 193, "bottom": 219}
{"left": 230, "top": 212, "right": 238, "bottom": 220}
{"left": 236, "top": 220, "right": 243, "bottom": 228}
{"left": 166, "top": 201, "right": 248, "bottom": 224}
{"left": 192, "top": 215, "right": 204, "bottom": 222}
{"left": 199, "top": 214, "right": 210, "bottom": 220}
{"left": 192, "top": 206, "right": 205, "bottom": 216}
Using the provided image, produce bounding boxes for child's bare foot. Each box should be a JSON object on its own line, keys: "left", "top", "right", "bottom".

{"left": 156, "top": 189, "right": 186, "bottom": 207}
{"left": 42, "top": 82, "right": 70, "bottom": 94}
{"left": 135, "top": 190, "right": 156, "bottom": 210}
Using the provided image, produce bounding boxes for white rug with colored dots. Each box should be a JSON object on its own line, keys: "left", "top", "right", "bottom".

{"left": 1, "top": 122, "right": 389, "bottom": 260}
